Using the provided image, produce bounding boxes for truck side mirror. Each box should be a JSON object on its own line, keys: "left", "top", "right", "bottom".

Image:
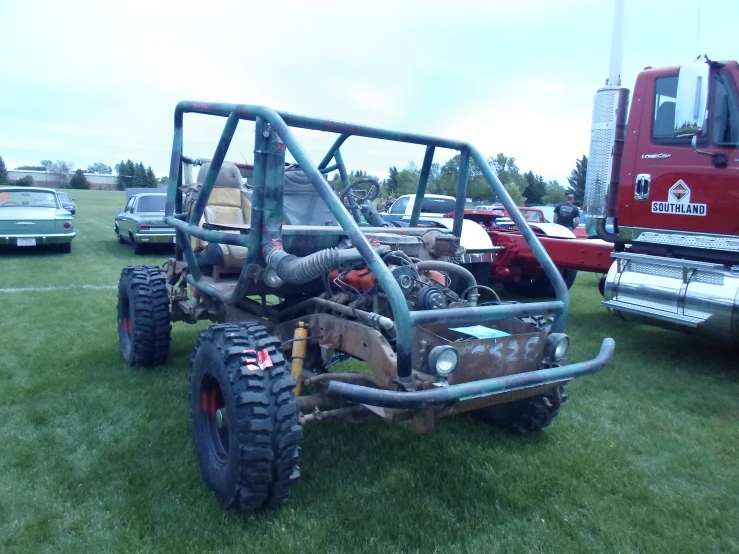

{"left": 674, "top": 61, "right": 709, "bottom": 137}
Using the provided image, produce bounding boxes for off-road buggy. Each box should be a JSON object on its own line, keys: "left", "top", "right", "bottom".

{"left": 117, "top": 102, "right": 615, "bottom": 512}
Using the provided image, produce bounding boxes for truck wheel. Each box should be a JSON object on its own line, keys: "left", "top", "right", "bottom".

{"left": 503, "top": 269, "right": 577, "bottom": 298}
{"left": 473, "top": 387, "right": 567, "bottom": 434}
{"left": 190, "top": 322, "right": 303, "bottom": 512}
{"left": 117, "top": 266, "right": 171, "bottom": 367}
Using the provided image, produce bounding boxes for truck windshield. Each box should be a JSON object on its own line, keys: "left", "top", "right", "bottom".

{"left": 713, "top": 71, "right": 739, "bottom": 147}
{"left": 420, "top": 197, "right": 456, "bottom": 213}
{"left": 0, "top": 189, "right": 58, "bottom": 208}
{"left": 136, "top": 195, "right": 166, "bottom": 213}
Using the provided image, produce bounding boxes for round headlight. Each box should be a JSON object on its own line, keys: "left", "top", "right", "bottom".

{"left": 428, "top": 345, "right": 459, "bottom": 377}
{"left": 545, "top": 333, "right": 569, "bottom": 361}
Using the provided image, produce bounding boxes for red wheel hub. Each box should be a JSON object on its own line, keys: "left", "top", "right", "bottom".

{"left": 201, "top": 388, "right": 223, "bottom": 418}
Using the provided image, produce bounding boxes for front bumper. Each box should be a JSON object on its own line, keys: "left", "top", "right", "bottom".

{"left": 327, "top": 338, "right": 615, "bottom": 409}
{"left": 1, "top": 232, "right": 76, "bottom": 245}
{"left": 133, "top": 231, "right": 176, "bottom": 244}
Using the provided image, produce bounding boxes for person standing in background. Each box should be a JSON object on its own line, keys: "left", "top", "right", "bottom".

{"left": 553, "top": 194, "right": 580, "bottom": 231}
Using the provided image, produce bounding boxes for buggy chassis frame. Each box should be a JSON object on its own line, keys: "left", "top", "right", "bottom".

{"left": 163, "top": 101, "right": 614, "bottom": 406}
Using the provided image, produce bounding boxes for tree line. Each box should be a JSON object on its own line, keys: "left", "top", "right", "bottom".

{"left": 114, "top": 160, "right": 158, "bottom": 189}
{"left": 0, "top": 155, "right": 160, "bottom": 191}
{"left": 2, "top": 149, "right": 587, "bottom": 204}
{"left": 332, "top": 152, "right": 588, "bottom": 207}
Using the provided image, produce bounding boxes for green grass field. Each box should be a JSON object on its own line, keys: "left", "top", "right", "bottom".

{"left": 1, "top": 190, "right": 737, "bottom": 553}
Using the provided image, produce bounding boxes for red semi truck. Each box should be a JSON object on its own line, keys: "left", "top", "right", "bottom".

{"left": 453, "top": 56, "right": 738, "bottom": 348}
{"left": 584, "top": 57, "right": 739, "bottom": 345}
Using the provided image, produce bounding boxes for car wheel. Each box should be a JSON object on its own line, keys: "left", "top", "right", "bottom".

{"left": 116, "top": 227, "right": 124, "bottom": 244}
{"left": 117, "top": 265, "right": 172, "bottom": 367}
{"left": 130, "top": 234, "right": 143, "bottom": 254}
{"left": 60, "top": 242, "right": 72, "bottom": 254}
{"left": 190, "top": 322, "right": 303, "bottom": 512}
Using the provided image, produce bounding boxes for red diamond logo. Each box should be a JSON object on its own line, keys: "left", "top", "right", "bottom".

{"left": 669, "top": 180, "right": 690, "bottom": 202}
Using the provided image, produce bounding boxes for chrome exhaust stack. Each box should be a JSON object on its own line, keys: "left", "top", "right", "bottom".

{"left": 583, "top": 0, "right": 629, "bottom": 237}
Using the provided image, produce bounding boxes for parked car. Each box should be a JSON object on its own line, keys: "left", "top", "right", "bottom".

{"left": 0, "top": 186, "right": 76, "bottom": 253}
{"left": 114, "top": 193, "right": 175, "bottom": 254}
{"left": 383, "top": 193, "right": 495, "bottom": 257}
{"left": 56, "top": 191, "right": 76, "bottom": 216}
{"left": 506, "top": 206, "right": 593, "bottom": 238}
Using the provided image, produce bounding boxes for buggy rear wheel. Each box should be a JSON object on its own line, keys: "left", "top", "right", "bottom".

{"left": 190, "top": 322, "right": 303, "bottom": 512}
{"left": 473, "top": 386, "right": 567, "bottom": 434}
{"left": 502, "top": 269, "right": 577, "bottom": 298}
{"left": 117, "top": 265, "right": 171, "bottom": 367}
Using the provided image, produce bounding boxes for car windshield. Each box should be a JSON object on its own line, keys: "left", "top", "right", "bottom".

{"left": 520, "top": 209, "right": 545, "bottom": 223}
{"left": 0, "top": 189, "right": 58, "bottom": 208}
{"left": 420, "top": 197, "right": 456, "bottom": 214}
{"left": 136, "top": 195, "right": 166, "bottom": 212}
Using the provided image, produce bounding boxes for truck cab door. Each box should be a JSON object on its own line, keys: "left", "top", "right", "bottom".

{"left": 628, "top": 67, "right": 739, "bottom": 239}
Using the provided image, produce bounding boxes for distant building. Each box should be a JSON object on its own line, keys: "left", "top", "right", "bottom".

{"left": 6, "top": 169, "right": 119, "bottom": 190}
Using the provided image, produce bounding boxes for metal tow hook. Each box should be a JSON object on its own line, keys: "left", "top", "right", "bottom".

{"left": 542, "top": 388, "right": 562, "bottom": 412}
{"left": 413, "top": 407, "right": 436, "bottom": 435}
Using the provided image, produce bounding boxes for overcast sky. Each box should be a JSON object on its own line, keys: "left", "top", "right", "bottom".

{"left": 1, "top": 0, "right": 736, "bottom": 185}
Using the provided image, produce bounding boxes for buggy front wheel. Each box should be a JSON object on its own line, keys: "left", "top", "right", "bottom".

{"left": 190, "top": 322, "right": 303, "bottom": 512}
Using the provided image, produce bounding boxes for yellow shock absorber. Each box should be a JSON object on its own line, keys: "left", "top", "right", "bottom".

{"left": 290, "top": 322, "right": 308, "bottom": 395}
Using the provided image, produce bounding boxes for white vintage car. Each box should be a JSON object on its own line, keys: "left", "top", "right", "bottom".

{"left": 383, "top": 193, "right": 495, "bottom": 262}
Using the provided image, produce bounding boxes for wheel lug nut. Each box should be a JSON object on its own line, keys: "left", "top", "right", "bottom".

{"left": 216, "top": 408, "right": 227, "bottom": 428}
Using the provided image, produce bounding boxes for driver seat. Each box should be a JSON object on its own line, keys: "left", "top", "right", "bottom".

{"left": 282, "top": 167, "right": 338, "bottom": 226}
{"left": 188, "top": 161, "right": 252, "bottom": 273}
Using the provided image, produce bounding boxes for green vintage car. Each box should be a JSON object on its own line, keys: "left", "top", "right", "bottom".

{"left": 114, "top": 192, "right": 176, "bottom": 254}
{"left": 0, "top": 186, "right": 76, "bottom": 253}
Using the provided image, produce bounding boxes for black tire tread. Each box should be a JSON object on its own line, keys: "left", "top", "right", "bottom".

{"left": 118, "top": 265, "right": 171, "bottom": 367}
{"left": 190, "top": 322, "right": 303, "bottom": 512}
{"left": 473, "top": 387, "right": 567, "bottom": 434}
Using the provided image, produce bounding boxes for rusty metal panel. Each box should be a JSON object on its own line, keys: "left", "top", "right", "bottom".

{"left": 414, "top": 319, "right": 547, "bottom": 382}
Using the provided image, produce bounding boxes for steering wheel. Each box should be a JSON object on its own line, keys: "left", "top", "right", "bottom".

{"left": 340, "top": 178, "right": 380, "bottom": 206}
{"left": 339, "top": 177, "right": 386, "bottom": 226}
